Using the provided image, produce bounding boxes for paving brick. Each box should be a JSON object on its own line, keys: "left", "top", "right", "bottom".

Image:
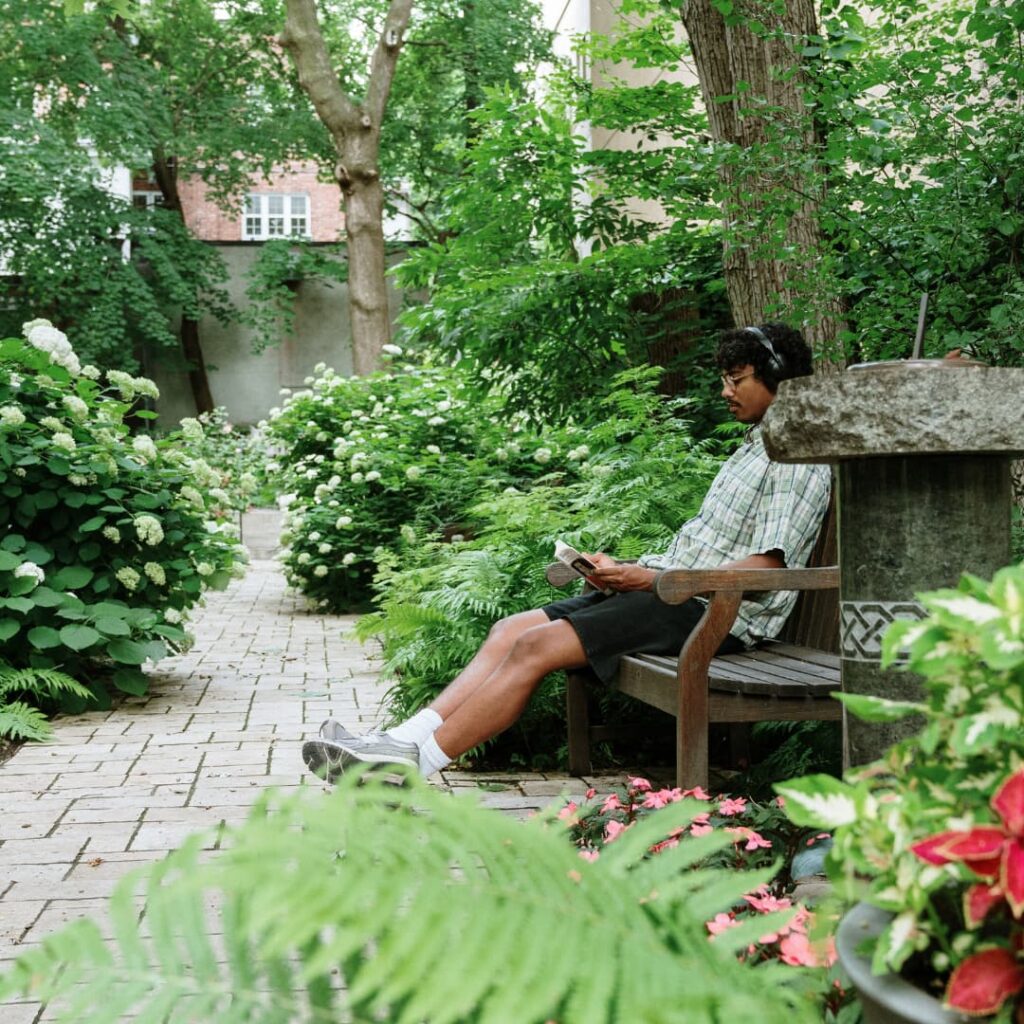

{"left": 0, "top": 1000, "right": 42, "bottom": 1023}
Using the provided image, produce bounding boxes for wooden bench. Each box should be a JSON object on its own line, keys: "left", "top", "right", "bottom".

{"left": 559, "top": 511, "right": 840, "bottom": 790}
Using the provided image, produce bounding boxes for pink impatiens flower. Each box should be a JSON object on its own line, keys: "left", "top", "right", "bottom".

{"left": 643, "top": 788, "right": 678, "bottom": 810}
{"left": 779, "top": 931, "right": 836, "bottom": 968}
{"left": 557, "top": 801, "right": 578, "bottom": 822}
{"left": 690, "top": 812, "right": 713, "bottom": 837}
{"left": 725, "top": 826, "right": 772, "bottom": 851}
{"left": 706, "top": 912, "right": 738, "bottom": 936}
{"left": 604, "top": 819, "right": 628, "bottom": 843}
{"left": 744, "top": 886, "right": 793, "bottom": 914}
{"left": 718, "top": 796, "right": 748, "bottom": 817}
{"left": 600, "top": 793, "right": 623, "bottom": 814}
{"left": 628, "top": 776, "right": 652, "bottom": 792}
{"left": 682, "top": 786, "right": 711, "bottom": 800}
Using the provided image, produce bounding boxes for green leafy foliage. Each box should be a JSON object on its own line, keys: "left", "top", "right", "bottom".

{"left": 394, "top": 88, "right": 731, "bottom": 420}
{"left": 355, "top": 368, "right": 723, "bottom": 760}
{"left": 0, "top": 776, "right": 822, "bottom": 1024}
{"left": 0, "top": 0, "right": 321, "bottom": 369}
{"left": 777, "top": 562, "right": 1024, "bottom": 987}
{"left": 0, "top": 327, "right": 246, "bottom": 714}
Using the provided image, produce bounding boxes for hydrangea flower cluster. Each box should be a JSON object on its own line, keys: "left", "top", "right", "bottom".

{"left": 22, "top": 319, "right": 81, "bottom": 375}
{"left": 266, "top": 358, "right": 589, "bottom": 610}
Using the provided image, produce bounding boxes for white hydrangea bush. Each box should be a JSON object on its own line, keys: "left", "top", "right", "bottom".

{"left": 266, "top": 356, "right": 588, "bottom": 610}
{"left": 0, "top": 322, "right": 247, "bottom": 705}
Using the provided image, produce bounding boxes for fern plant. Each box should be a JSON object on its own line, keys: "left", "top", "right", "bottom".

{"left": 0, "top": 776, "right": 823, "bottom": 1024}
{"left": 0, "top": 663, "right": 91, "bottom": 741}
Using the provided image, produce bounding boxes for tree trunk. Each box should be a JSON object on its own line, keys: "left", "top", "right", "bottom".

{"left": 281, "top": 0, "right": 413, "bottom": 376}
{"left": 339, "top": 159, "right": 391, "bottom": 376}
{"left": 681, "top": 0, "right": 845, "bottom": 360}
{"left": 151, "top": 150, "right": 215, "bottom": 412}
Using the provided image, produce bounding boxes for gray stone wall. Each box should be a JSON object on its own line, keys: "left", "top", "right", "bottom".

{"left": 143, "top": 244, "right": 406, "bottom": 428}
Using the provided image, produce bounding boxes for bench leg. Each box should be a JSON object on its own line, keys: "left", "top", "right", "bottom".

{"left": 677, "top": 708, "right": 709, "bottom": 792}
{"left": 566, "top": 670, "right": 592, "bottom": 776}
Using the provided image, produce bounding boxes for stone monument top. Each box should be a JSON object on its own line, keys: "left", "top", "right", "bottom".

{"left": 762, "top": 360, "right": 1024, "bottom": 463}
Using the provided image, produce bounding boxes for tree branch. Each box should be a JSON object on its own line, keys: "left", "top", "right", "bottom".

{"left": 366, "top": 0, "right": 414, "bottom": 125}
{"left": 280, "top": 0, "right": 361, "bottom": 139}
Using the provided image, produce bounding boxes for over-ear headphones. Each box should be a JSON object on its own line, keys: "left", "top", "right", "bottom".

{"left": 743, "top": 325, "right": 786, "bottom": 378}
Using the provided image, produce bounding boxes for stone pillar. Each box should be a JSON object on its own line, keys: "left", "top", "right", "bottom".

{"left": 762, "top": 361, "right": 1024, "bottom": 766}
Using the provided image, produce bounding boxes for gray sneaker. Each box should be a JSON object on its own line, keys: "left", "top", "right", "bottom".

{"left": 318, "top": 719, "right": 359, "bottom": 744}
{"left": 335, "top": 733, "right": 419, "bottom": 771}
{"left": 302, "top": 734, "right": 418, "bottom": 784}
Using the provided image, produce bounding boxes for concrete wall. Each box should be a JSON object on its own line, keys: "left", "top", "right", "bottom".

{"left": 145, "top": 243, "right": 405, "bottom": 428}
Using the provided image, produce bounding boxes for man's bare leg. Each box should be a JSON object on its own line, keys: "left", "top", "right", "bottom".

{"left": 433, "top": 618, "right": 587, "bottom": 758}
{"left": 429, "top": 609, "right": 551, "bottom": 720}
{"left": 304, "top": 617, "right": 586, "bottom": 782}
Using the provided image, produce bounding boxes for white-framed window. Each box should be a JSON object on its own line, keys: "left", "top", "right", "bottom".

{"left": 132, "top": 190, "right": 163, "bottom": 210}
{"left": 243, "top": 194, "right": 310, "bottom": 240}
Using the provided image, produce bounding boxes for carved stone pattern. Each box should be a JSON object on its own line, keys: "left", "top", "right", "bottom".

{"left": 840, "top": 600, "right": 926, "bottom": 663}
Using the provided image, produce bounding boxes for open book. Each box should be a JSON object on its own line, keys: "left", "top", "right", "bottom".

{"left": 553, "top": 540, "right": 614, "bottom": 595}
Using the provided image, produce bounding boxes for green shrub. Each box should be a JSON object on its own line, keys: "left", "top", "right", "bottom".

{"left": 174, "top": 407, "right": 276, "bottom": 512}
{"left": 266, "top": 351, "right": 590, "bottom": 610}
{"left": 0, "top": 322, "right": 246, "bottom": 710}
{"left": 356, "top": 367, "right": 724, "bottom": 763}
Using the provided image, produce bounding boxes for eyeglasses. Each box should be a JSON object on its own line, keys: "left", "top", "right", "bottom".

{"left": 720, "top": 370, "right": 756, "bottom": 390}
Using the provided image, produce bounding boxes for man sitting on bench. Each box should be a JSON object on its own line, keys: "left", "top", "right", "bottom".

{"left": 303, "top": 323, "right": 831, "bottom": 782}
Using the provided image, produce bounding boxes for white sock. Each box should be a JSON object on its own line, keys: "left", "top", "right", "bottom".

{"left": 386, "top": 707, "right": 443, "bottom": 746}
{"left": 418, "top": 732, "right": 452, "bottom": 777}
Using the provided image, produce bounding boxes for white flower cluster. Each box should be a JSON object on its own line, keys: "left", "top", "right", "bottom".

{"left": 179, "top": 418, "right": 204, "bottom": 442}
{"left": 134, "top": 515, "right": 164, "bottom": 546}
{"left": 144, "top": 562, "right": 166, "bottom": 586}
{"left": 22, "top": 319, "right": 81, "bottom": 375}
{"left": 0, "top": 406, "right": 25, "bottom": 427}
{"left": 52, "top": 432, "right": 76, "bottom": 454}
{"left": 116, "top": 566, "right": 141, "bottom": 592}
{"left": 132, "top": 434, "right": 158, "bottom": 463}
{"left": 62, "top": 395, "right": 89, "bottom": 421}
{"left": 103, "top": 526, "right": 121, "bottom": 543}
{"left": 106, "top": 371, "right": 160, "bottom": 402}
{"left": 533, "top": 447, "right": 552, "bottom": 464}
{"left": 14, "top": 562, "right": 45, "bottom": 586}
{"left": 179, "top": 486, "right": 204, "bottom": 511}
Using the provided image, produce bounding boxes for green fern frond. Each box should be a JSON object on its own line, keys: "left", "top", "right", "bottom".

{"left": 0, "top": 666, "right": 92, "bottom": 702}
{"left": 0, "top": 700, "right": 53, "bottom": 741}
{"left": 0, "top": 779, "right": 819, "bottom": 1024}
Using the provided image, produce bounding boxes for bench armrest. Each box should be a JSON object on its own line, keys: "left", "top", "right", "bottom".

{"left": 654, "top": 565, "right": 838, "bottom": 605}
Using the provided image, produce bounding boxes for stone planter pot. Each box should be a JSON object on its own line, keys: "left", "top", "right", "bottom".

{"left": 835, "top": 903, "right": 970, "bottom": 1024}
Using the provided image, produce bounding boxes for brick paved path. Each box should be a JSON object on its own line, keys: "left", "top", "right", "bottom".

{"left": 0, "top": 556, "right": 606, "bottom": 1022}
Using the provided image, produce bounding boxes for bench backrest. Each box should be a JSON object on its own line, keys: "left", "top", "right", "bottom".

{"left": 777, "top": 498, "right": 838, "bottom": 652}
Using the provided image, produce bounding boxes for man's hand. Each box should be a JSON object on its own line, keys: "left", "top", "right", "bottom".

{"left": 584, "top": 553, "right": 658, "bottom": 592}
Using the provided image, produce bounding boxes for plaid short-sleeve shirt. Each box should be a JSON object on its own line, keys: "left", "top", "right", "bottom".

{"left": 637, "top": 424, "right": 831, "bottom": 647}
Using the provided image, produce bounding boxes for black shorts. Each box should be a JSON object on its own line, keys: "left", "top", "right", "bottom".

{"left": 542, "top": 590, "right": 743, "bottom": 685}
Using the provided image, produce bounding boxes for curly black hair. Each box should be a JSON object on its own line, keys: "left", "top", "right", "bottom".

{"left": 715, "top": 322, "right": 814, "bottom": 392}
